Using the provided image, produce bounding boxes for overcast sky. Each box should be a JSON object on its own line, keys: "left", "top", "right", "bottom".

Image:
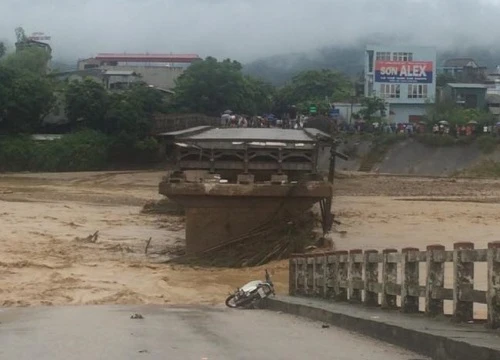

{"left": 1, "top": 0, "right": 499, "bottom": 62}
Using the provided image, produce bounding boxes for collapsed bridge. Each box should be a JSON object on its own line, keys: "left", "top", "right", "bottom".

{"left": 158, "top": 126, "right": 337, "bottom": 255}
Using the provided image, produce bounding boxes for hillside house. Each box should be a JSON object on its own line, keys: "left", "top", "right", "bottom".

{"left": 440, "top": 58, "right": 487, "bottom": 82}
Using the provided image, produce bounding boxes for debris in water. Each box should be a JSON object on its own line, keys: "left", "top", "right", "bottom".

{"left": 144, "top": 237, "right": 152, "bottom": 254}
{"left": 74, "top": 231, "right": 99, "bottom": 243}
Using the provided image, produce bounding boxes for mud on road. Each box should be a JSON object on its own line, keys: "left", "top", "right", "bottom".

{"left": 1, "top": 171, "right": 500, "bottom": 309}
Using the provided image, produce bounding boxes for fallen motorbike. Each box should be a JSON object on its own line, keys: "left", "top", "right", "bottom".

{"left": 225, "top": 269, "right": 275, "bottom": 309}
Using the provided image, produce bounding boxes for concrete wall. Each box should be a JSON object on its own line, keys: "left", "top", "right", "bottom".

{"left": 318, "top": 137, "right": 500, "bottom": 176}
{"left": 332, "top": 103, "right": 363, "bottom": 122}
{"left": 387, "top": 103, "right": 428, "bottom": 123}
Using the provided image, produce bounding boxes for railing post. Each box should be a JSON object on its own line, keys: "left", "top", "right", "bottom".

{"left": 401, "top": 247, "right": 420, "bottom": 313}
{"left": 363, "top": 250, "right": 379, "bottom": 307}
{"left": 425, "top": 244, "right": 445, "bottom": 317}
{"left": 349, "top": 249, "right": 363, "bottom": 303}
{"left": 306, "top": 255, "right": 314, "bottom": 296}
{"left": 335, "top": 251, "right": 348, "bottom": 302}
{"left": 310, "top": 254, "right": 317, "bottom": 296}
{"left": 453, "top": 242, "right": 474, "bottom": 323}
{"left": 289, "top": 255, "right": 297, "bottom": 295}
{"left": 487, "top": 241, "right": 500, "bottom": 329}
{"left": 381, "top": 249, "right": 398, "bottom": 309}
{"left": 325, "top": 252, "right": 336, "bottom": 300}
{"left": 296, "top": 255, "right": 306, "bottom": 295}
{"left": 315, "top": 254, "right": 326, "bottom": 298}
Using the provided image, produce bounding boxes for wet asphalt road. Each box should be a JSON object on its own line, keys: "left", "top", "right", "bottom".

{"left": 0, "top": 305, "right": 428, "bottom": 360}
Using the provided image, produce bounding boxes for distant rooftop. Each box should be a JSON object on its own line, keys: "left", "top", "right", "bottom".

{"left": 103, "top": 70, "right": 137, "bottom": 76}
{"left": 51, "top": 68, "right": 105, "bottom": 78}
{"left": 446, "top": 83, "right": 488, "bottom": 89}
{"left": 94, "top": 53, "right": 201, "bottom": 63}
{"left": 442, "top": 58, "right": 480, "bottom": 68}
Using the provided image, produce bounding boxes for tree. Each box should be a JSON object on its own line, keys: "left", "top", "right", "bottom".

{"left": 2, "top": 47, "right": 51, "bottom": 75}
{"left": 173, "top": 57, "right": 273, "bottom": 115}
{"left": 65, "top": 80, "right": 167, "bottom": 138}
{"left": 437, "top": 73, "right": 456, "bottom": 87}
{"left": 0, "top": 37, "right": 56, "bottom": 134}
{"left": 0, "top": 65, "right": 55, "bottom": 133}
{"left": 0, "top": 42, "right": 5, "bottom": 58}
{"left": 426, "top": 99, "right": 494, "bottom": 126}
{"left": 358, "top": 96, "right": 386, "bottom": 122}
{"left": 240, "top": 76, "right": 274, "bottom": 115}
{"left": 65, "top": 79, "right": 109, "bottom": 130}
{"left": 125, "top": 83, "right": 167, "bottom": 114}
{"left": 278, "top": 69, "right": 351, "bottom": 105}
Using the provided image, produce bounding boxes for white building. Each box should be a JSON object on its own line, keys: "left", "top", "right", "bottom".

{"left": 364, "top": 45, "right": 437, "bottom": 123}
{"left": 77, "top": 53, "right": 200, "bottom": 90}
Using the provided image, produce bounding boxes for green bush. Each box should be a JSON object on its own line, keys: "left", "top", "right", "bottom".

{"left": 373, "top": 133, "right": 406, "bottom": 147}
{"left": 0, "top": 130, "right": 109, "bottom": 172}
{"left": 0, "top": 136, "right": 37, "bottom": 171}
{"left": 133, "top": 137, "right": 160, "bottom": 162}
{"left": 415, "top": 134, "right": 457, "bottom": 146}
{"left": 476, "top": 135, "right": 498, "bottom": 154}
{"left": 461, "top": 160, "right": 500, "bottom": 178}
{"left": 108, "top": 132, "right": 160, "bottom": 164}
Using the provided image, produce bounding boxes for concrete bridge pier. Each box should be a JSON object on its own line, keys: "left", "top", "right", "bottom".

{"left": 160, "top": 177, "right": 332, "bottom": 254}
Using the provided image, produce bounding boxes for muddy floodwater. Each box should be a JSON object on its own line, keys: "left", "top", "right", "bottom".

{"left": 1, "top": 171, "right": 500, "bottom": 316}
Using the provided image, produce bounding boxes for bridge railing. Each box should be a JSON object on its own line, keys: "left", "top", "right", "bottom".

{"left": 289, "top": 242, "right": 500, "bottom": 329}
{"left": 152, "top": 113, "right": 218, "bottom": 134}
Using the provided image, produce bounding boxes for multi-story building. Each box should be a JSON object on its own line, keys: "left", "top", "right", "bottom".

{"left": 77, "top": 53, "right": 200, "bottom": 90}
{"left": 364, "top": 45, "right": 437, "bottom": 123}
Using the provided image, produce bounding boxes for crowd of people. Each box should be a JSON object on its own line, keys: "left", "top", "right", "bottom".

{"left": 339, "top": 119, "right": 500, "bottom": 137}
{"left": 219, "top": 111, "right": 308, "bottom": 129}
{"left": 219, "top": 110, "right": 500, "bottom": 138}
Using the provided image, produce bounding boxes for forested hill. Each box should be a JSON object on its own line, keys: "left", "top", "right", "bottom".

{"left": 243, "top": 46, "right": 365, "bottom": 86}
{"left": 244, "top": 45, "right": 500, "bottom": 86}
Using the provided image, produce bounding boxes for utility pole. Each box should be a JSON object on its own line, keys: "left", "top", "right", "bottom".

{"left": 320, "top": 118, "right": 348, "bottom": 235}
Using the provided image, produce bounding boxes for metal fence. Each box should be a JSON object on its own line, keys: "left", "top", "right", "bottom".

{"left": 289, "top": 242, "right": 500, "bottom": 329}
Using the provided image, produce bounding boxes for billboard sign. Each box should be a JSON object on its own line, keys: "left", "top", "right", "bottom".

{"left": 329, "top": 109, "right": 340, "bottom": 118}
{"left": 375, "top": 61, "right": 433, "bottom": 84}
{"left": 28, "top": 32, "right": 51, "bottom": 41}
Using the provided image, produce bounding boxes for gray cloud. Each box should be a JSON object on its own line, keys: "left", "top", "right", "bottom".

{"left": 1, "top": 0, "right": 500, "bottom": 63}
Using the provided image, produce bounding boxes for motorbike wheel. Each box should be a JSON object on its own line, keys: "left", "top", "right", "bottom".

{"left": 225, "top": 294, "right": 238, "bottom": 308}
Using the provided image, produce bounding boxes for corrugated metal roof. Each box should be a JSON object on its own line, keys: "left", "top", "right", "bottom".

{"left": 103, "top": 70, "right": 137, "bottom": 76}
{"left": 447, "top": 83, "right": 488, "bottom": 89}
